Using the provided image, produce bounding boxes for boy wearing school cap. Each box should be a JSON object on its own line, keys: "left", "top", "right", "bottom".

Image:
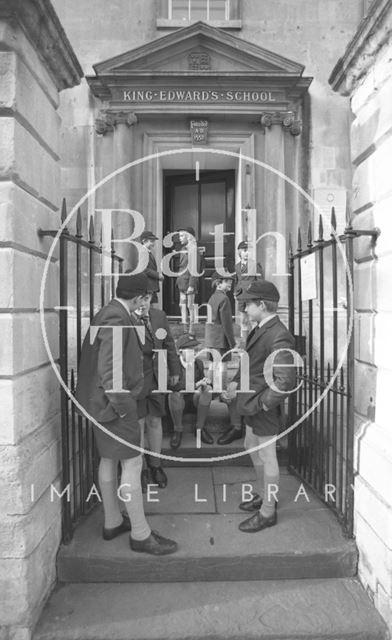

{"left": 168, "top": 334, "right": 214, "bottom": 449}
{"left": 139, "top": 230, "right": 162, "bottom": 305}
{"left": 234, "top": 241, "right": 264, "bottom": 339}
{"left": 222, "top": 280, "right": 296, "bottom": 533}
{"left": 76, "top": 273, "right": 178, "bottom": 555}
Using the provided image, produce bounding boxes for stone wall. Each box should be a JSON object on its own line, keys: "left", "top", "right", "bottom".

{"left": 0, "top": 1, "right": 82, "bottom": 638}
{"left": 330, "top": 0, "right": 392, "bottom": 632}
{"left": 51, "top": 0, "right": 365, "bottom": 217}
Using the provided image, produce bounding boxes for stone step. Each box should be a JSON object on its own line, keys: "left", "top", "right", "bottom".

{"left": 161, "top": 432, "right": 288, "bottom": 467}
{"left": 57, "top": 467, "right": 357, "bottom": 583}
{"left": 33, "top": 578, "right": 388, "bottom": 640}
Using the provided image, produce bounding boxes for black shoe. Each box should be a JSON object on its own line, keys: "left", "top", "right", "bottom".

{"left": 239, "top": 493, "right": 263, "bottom": 512}
{"left": 130, "top": 530, "right": 178, "bottom": 555}
{"left": 217, "top": 426, "right": 243, "bottom": 445}
{"left": 150, "top": 466, "right": 168, "bottom": 488}
{"left": 141, "top": 468, "right": 151, "bottom": 494}
{"left": 239, "top": 495, "right": 278, "bottom": 512}
{"left": 170, "top": 431, "right": 182, "bottom": 450}
{"left": 200, "top": 428, "right": 214, "bottom": 445}
{"left": 102, "top": 513, "right": 131, "bottom": 541}
{"left": 239, "top": 510, "right": 277, "bottom": 533}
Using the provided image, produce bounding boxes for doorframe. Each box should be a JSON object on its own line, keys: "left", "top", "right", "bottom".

{"left": 141, "top": 131, "right": 256, "bottom": 308}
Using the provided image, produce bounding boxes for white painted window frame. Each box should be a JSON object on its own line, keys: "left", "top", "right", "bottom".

{"left": 168, "top": 0, "right": 230, "bottom": 22}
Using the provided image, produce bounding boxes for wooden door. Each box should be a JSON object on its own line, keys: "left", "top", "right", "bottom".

{"left": 163, "top": 170, "right": 235, "bottom": 316}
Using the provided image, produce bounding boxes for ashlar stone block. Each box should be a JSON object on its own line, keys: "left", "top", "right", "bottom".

{"left": 0, "top": 313, "right": 58, "bottom": 377}
{"left": 354, "top": 474, "right": 392, "bottom": 550}
{"left": 0, "top": 415, "right": 61, "bottom": 515}
{"left": 352, "top": 134, "right": 392, "bottom": 214}
{"left": 0, "top": 119, "right": 59, "bottom": 210}
{"left": 355, "top": 511, "right": 392, "bottom": 596}
{"left": 0, "top": 52, "right": 60, "bottom": 157}
{"left": 0, "top": 364, "right": 59, "bottom": 446}
{"left": 0, "top": 520, "right": 60, "bottom": 627}
{"left": 0, "top": 183, "right": 60, "bottom": 258}
{"left": 0, "top": 249, "right": 59, "bottom": 310}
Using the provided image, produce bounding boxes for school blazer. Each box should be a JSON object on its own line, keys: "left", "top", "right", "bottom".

{"left": 75, "top": 299, "right": 144, "bottom": 423}
{"left": 133, "top": 307, "right": 181, "bottom": 398}
{"left": 204, "top": 289, "right": 236, "bottom": 350}
{"left": 234, "top": 260, "right": 264, "bottom": 294}
{"left": 144, "top": 251, "right": 160, "bottom": 294}
{"left": 233, "top": 315, "right": 296, "bottom": 436}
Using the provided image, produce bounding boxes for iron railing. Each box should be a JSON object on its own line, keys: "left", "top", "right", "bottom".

{"left": 287, "top": 208, "right": 355, "bottom": 536}
{"left": 39, "top": 199, "right": 123, "bottom": 543}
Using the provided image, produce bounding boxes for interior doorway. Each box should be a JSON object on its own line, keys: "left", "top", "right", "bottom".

{"left": 163, "top": 170, "right": 235, "bottom": 316}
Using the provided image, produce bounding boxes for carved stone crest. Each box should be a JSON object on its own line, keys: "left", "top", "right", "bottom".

{"left": 188, "top": 50, "right": 211, "bottom": 71}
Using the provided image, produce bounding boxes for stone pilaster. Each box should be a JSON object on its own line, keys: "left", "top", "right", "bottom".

{"left": 94, "top": 111, "right": 138, "bottom": 266}
{"left": 0, "top": 1, "right": 82, "bottom": 639}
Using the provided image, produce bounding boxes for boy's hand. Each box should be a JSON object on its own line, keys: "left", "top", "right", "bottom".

{"left": 196, "top": 377, "right": 210, "bottom": 389}
{"left": 221, "top": 381, "right": 238, "bottom": 402}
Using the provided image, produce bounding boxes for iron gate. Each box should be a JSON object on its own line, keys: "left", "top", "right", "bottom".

{"left": 40, "top": 200, "right": 123, "bottom": 543}
{"left": 287, "top": 208, "right": 355, "bottom": 536}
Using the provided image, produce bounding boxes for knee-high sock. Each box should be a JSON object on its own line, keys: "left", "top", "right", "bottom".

{"left": 120, "top": 456, "right": 151, "bottom": 541}
{"left": 195, "top": 388, "right": 212, "bottom": 430}
{"left": 248, "top": 452, "right": 265, "bottom": 500}
{"left": 98, "top": 457, "right": 123, "bottom": 529}
{"left": 145, "top": 415, "right": 162, "bottom": 468}
{"left": 259, "top": 446, "right": 279, "bottom": 518}
{"left": 168, "top": 392, "right": 185, "bottom": 432}
{"left": 244, "top": 427, "right": 264, "bottom": 499}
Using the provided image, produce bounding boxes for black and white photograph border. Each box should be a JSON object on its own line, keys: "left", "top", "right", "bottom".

{"left": 0, "top": 1, "right": 391, "bottom": 639}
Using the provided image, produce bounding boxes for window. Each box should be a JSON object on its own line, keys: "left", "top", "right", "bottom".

{"left": 169, "top": 0, "right": 229, "bottom": 21}
{"left": 157, "top": 0, "right": 241, "bottom": 29}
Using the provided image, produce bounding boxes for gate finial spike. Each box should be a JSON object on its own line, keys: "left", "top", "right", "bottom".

{"left": 88, "top": 216, "right": 95, "bottom": 243}
{"left": 60, "top": 199, "right": 68, "bottom": 233}
{"left": 111, "top": 228, "right": 115, "bottom": 255}
{"left": 318, "top": 214, "right": 324, "bottom": 241}
{"left": 331, "top": 207, "right": 337, "bottom": 232}
{"left": 61, "top": 198, "right": 67, "bottom": 223}
{"left": 307, "top": 221, "right": 313, "bottom": 248}
{"left": 76, "top": 208, "right": 82, "bottom": 237}
{"left": 297, "top": 227, "right": 302, "bottom": 252}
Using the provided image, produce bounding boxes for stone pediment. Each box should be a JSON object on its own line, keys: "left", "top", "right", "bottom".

{"left": 93, "top": 21, "right": 304, "bottom": 76}
{"left": 87, "top": 21, "right": 312, "bottom": 111}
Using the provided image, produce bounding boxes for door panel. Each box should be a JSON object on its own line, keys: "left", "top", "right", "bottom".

{"left": 163, "top": 170, "right": 235, "bottom": 316}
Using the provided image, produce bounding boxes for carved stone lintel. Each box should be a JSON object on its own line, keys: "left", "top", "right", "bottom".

{"left": 260, "top": 111, "right": 302, "bottom": 136}
{"left": 94, "top": 111, "right": 138, "bottom": 136}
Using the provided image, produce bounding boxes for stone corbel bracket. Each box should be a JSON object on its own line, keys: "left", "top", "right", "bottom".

{"left": 95, "top": 111, "right": 138, "bottom": 136}
{"left": 260, "top": 111, "right": 302, "bottom": 136}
